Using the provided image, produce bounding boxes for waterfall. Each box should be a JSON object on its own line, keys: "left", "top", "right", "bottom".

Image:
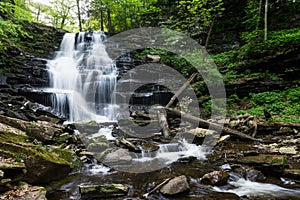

{"left": 47, "top": 31, "right": 118, "bottom": 122}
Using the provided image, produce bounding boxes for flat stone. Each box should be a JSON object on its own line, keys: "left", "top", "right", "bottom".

{"left": 79, "top": 183, "right": 128, "bottom": 198}
{"left": 101, "top": 148, "right": 132, "bottom": 165}
{"left": 160, "top": 175, "right": 190, "bottom": 195}
{"left": 284, "top": 169, "right": 300, "bottom": 180}
{"left": 279, "top": 147, "right": 297, "bottom": 155}
{"left": 240, "top": 154, "right": 287, "bottom": 167}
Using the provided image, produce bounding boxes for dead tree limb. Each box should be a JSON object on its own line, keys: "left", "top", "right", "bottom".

{"left": 166, "top": 73, "right": 197, "bottom": 108}
{"left": 166, "top": 108, "right": 264, "bottom": 142}
{"left": 157, "top": 107, "right": 170, "bottom": 138}
{"left": 142, "top": 178, "right": 172, "bottom": 198}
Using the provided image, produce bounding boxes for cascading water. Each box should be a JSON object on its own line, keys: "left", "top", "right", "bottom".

{"left": 47, "top": 31, "right": 118, "bottom": 122}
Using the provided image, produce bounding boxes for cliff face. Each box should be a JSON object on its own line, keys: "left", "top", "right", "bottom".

{"left": 0, "top": 21, "right": 66, "bottom": 121}
{"left": 0, "top": 21, "right": 65, "bottom": 88}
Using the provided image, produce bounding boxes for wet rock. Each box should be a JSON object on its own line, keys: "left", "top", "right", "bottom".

{"left": 244, "top": 167, "right": 266, "bottom": 182}
{"left": 239, "top": 154, "right": 287, "bottom": 169}
{"left": 86, "top": 135, "right": 109, "bottom": 152}
{"left": 140, "top": 142, "right": 160, "bottom": 152}
{"left": 98, "top": 148, "right": 132, "bottom": 165}
{"left": 201, "top": 171, "right": 230, "bottom": 186}
{"left": 37, "top": 115, "right": 62, "bottom": 124}
{"left": 284, "top": 169, "right": 300, "bottom": 180}
{"left": 279, "top": 147, "right": 297, "bottom": 155}
{"left": 0, "top": 114, "right": 64, "bottom": 143}
{"left": 0, "top": 126, "right": 81, "bottom": 184}
{"left": 79, "top": 183, "right": 128, "bottom": 198}
{"left": 160, "top": 175, "right": 190, "bottom": 195}
{"left": 75, "top": 120, "right": 99, "bottom": 135}
{"left": 0, "top": 183, "right": 47, "bottom": 200}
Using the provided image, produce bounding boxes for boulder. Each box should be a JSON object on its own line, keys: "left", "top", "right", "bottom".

{"left": 0, "top": 114, "right": 64, "bottom": 143}
{"left": 98, "top": 148, "right": 132, "bottom": 166}
{"left": 201, "top": 171, "right": 229, "bottom": 186}
{"left": 0, "top": 124, "right": 82, "bottom": 184}
{"left": 239, "top": 154, "right": 287, "bottom": 169}
{"left": 79, "top": 183, "right": 128, "bottom": 199}
{"left": 86, "top": 135, "right": 109, "bottom": 152}
{"left": 160, "top": 175, "right": 190, "bottom": 195}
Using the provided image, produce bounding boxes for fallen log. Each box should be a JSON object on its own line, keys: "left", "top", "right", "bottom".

{"left": 166, "top": 108, "right": 264, "bottom": 142}
{"left": 157, "top": 107, "right": 170, "bottom": 138}
{"left": 142, "top": 178, "right": 172, "bottom": 198}
{"left": 166, "top": 73, "right": 197, "bottom": 108}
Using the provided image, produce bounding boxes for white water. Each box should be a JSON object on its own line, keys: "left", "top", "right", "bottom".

{"left": 213, "top": 173, "right": 300, "bottom": 198}
{"left": 133, "top": 139, "right": 207, "bottom": 164}
{"left": 47, "top": 32, "right": 118, "bottom": 122}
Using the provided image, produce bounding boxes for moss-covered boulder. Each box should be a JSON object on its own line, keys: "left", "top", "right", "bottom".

{"left": 0, "top": 122, "right": 82, "bottom": 184}
{"left": 79, "top": 183, "right": 129, "bottom": 199}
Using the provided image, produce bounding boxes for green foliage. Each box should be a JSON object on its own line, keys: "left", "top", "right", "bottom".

{"left": 90, "top": 0, "right": 160, "bottom": 32}
{"left": 165, "top": 0, "right": 224, "bottom": 43}
{"left": 0, "top": 1, "right": 32, "bottom": 51}
{"left": 229, "top": 88, "right": 300, "bottom": 123}
{"left": 213, "top": 27, "right": 300, "bottom": 70}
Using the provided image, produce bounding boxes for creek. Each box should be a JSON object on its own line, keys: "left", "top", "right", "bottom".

{"left": 44, "top": 32, "right": 300, "bottom": 200}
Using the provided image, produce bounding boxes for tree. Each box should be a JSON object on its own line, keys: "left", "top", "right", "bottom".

{"left": 49, "top": 0, "right": 75, "bottom": 29}
{"left": 166, "top": 0, "right": 225, "bottom": 48}
{"left": 90, "top": 0, "right": 160, "bottom": 32}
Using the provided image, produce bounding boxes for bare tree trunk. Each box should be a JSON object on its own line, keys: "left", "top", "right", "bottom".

{"left": 256, "top": 0, "right": 263, "bottom": 30}
{"left": 36, "top": 4, "right": 41, "bottom": 22}
{"left": 166, "top": 73, "right": 196, "bottom": 108}
{"left": 100, "top": 9, "right": 104, "bottom": 31}
{"left": 76, "top": 0, "right": 82, "bottom": 31}
{"left": 157, "top": 107, "right": 170, "bottom": 138}
{"left": 107, "top": 9, "right": 114, "bottom": 33}
{"left": 264, "top": 0, "right": 268, "bottom": 41}
{"left": 205, "top": 15, "right": 216, "bottom": 49}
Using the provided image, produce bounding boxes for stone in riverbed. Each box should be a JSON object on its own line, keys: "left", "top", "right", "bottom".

{"left": 79, "top": 183, "right": 128, "bottom": 198}
{"left": 96, "top": 148, "right": 132, "bottom": 165}
{"left": 201, "top": 171, "right": 230, "bottom": 186}
{"left": 160, "top": 175, "right": 190, "bottom": 195}
{"left": 284, "top": 169, "right": 300, "bottom": 180}
{"left": 279, "top": 146, "right": 297, "bottom": 155}
{"left": 86, "top": 135, "right": 109, "bottom": 152}
{"left": 240, "top": 154, "right": 287, "bottom": 169}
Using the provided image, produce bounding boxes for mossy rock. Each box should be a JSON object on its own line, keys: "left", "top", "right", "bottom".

{"left": 0, "top": 123, "right": 82, "bottom": 184}
{"left": 79, "top": 183, "right": 129, "bottom": 198}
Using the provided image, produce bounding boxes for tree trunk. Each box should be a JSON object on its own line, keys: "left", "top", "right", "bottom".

{"left": 36, "top": 4, "right": 41, "bottom": 22}
{"left": 100, "top": 9, "right": 104, "bottom": 31}
{"left": 76, "top": 0, "right": 82, "bottom": 32}
{"left": 166, "top": 108, "right": 264, "bottom": 142}
{"left": 107, "top": 9, "right": 114, "bottom": 33}
{"left": 166, "top": 73, "right": 196, "bottom": 108}
{"left": 157, "top": 107, "right": 170, "bottom": 138}
{"left": 205, "top": 15, "right": 216, "bottom": 49}
{"left": 264, "top": 0, "right": 268, "bottom": 41}
{"left": 256, "top": 0, "right": 263, "bottom": 30}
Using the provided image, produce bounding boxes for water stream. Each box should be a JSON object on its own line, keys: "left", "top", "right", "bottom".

{"left": 47, "top": 31, "right": 118, "bottom": 122}
{"left": 46, "top": 32, "right": 300, "bottom": 200}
